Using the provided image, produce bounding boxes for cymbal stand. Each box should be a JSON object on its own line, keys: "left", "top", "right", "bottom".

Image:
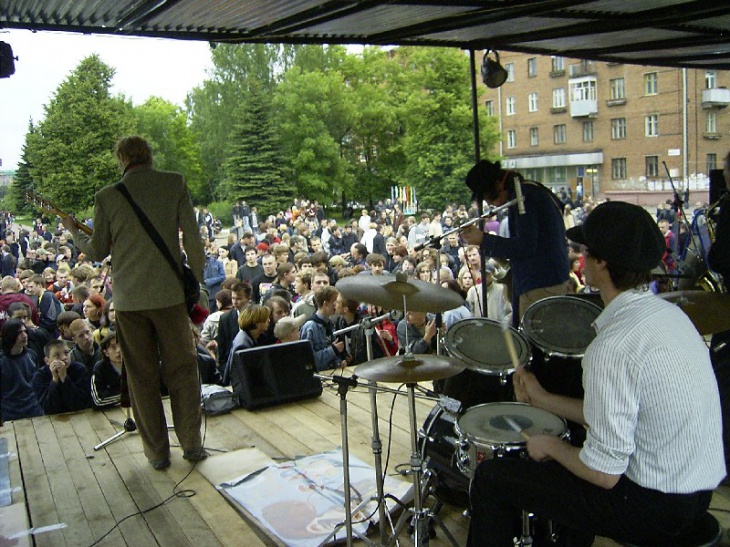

{"left": 315, "top": 374, "right": 377, "bottom": 547}
{"left": 387, "top": 382, "right": 458, "bottom": 547}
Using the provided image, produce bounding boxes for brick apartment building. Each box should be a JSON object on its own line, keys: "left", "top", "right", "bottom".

{"left": 481, "top": 52, "right": 729, "bottom": 205}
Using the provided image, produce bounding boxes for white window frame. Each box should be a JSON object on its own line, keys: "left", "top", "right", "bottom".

{"left": 645, "top": 72, "right": 658, "bottom": 95}
{"left": 507, "top": 129, "right": 517, "bottom": 149}
{"left": 610, "top": 77, "right": 625, "bottom": 100}
{"left": 706, "top": 71, "right": 717, "bottom": 90}
{"left": 645, "top": 114, "right": 658, "bottom": 137}
{"left": 505, "top": 63, "right": 515, "bottom": 82}
{"left": 646, "top": 156, "right": 659, "bottom": 177}
{"left": 611, "top": 118, "right": 626, "bottom": 140}
{"left": 553, "top": 124, "right": 567, "bottom": 144}
{"left": 583, "top": 121, "right": 594, "bottom": 142}
{"left": 506, "top": 96, "right": 516, "bottom": 116}
{"left": 528, "top": 92, "right": 538, "bottom": 112}
{"left": 527, "top": 58, "right": 537, "bottom": 78}
{"left": 485, "top": 100, "right": 494, "bottom": 117}
{"left": 552, "top": 88, "right": 566, "bottom": 108}
{"left": 530, "top": 127, "right": 539, "bottom": 146}
{"left": 612, "top": 158, "right": 627, "bottom": 179}
{"left": 707, "top": 111, "right": 717, "bottom": 133}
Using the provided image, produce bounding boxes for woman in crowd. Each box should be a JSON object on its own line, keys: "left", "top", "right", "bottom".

{"left": 222, "top": 304, "right": 271, "bottom": 385}
{"left": 82, "top": 293, "right": 106, "bottom": 330}
{"left": 93, "top": 299, "right": 116, "bottom": 345}
{"left": 91, "top": 331, "right": 123, "bottom": 409}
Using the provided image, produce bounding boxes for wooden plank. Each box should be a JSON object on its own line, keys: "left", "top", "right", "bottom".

{"left": 14, "top": 417, "right": 66, "bottom": 547}
{"left": 71, "top": 412, "right": 157, "bottom": 546}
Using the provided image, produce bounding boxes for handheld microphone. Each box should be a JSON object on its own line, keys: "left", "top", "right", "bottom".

{"left": 514, "top": 178, "right": 526, "bottom": 215}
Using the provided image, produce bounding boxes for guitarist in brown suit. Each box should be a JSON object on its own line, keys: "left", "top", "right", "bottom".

{"left": 63, "top": 135, "right": 207, "bottom": 470}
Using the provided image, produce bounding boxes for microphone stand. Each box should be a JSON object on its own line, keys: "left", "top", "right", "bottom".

{"left": 94, "top": 407, "right": 137, "bottom": 451}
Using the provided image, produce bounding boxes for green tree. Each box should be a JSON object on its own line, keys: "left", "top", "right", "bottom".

{"left": 9, "top": 119, "right": 39, "bottom": 214}
{"left": 274, "top": 67, "right": 355, "bottom": 204}
{"left": 187, "top": 43, "right": 288, "bottom": 202}
{"left": 28, "top": 55, "right": 133, "bottom": 213}
{"left": 223, "top": 85, "right": 290, "bottom": 216}
{"left": 132, "top": 97, "right": 205, "bottom": 202}
{"left": 391, "top": 47, "right": 500, "bottom": 209}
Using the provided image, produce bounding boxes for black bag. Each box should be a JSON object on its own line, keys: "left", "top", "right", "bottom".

{"left": 182, "top": 262, "right": 201, "bottom": 311}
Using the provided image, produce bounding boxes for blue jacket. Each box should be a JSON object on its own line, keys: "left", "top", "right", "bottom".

{"left": 0, "top": 349, "right": 44, "bottom": 420}
{"left": 480, "top": 180, "right": 569, "bottom": 319}
{"left": 203, "top": 256, "right": 226, "bottom": 304}
{"left": 300, "top": 313, "right": 340, "bottom": 371}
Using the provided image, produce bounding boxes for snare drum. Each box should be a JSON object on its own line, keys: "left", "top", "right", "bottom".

{"left": 455, "top": 402, "right": 568, "bottom": 478}
{"left": 439, "top": 318, "right": 531, "bottom": 409}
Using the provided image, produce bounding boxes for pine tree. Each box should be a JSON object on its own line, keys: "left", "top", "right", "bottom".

{"left": 223, "top": 87, "right": 291, "bottom": 216}
{"left": 29, "top": 55, "right": 133, "bottom": 213}
{"left": 9, "top": 120, "right": 39, "bottom": 215}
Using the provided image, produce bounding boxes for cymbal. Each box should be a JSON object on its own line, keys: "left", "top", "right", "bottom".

{"left": 336, "top": 273, "right": 464, "bottom": 313}
{"left": 659, "top": 290, "right": 730, "bottom": 335}
{"left": 355, "top": 354, "right": 466, "bottom": 383}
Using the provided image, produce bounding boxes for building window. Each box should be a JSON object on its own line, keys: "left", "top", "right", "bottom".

{"left": 583, "top": 121, "right": 594, "bottom": 142}
{"left": 506, "top": 63, "right": 515, "bottom": 82}
{"left": 551, "top": 56, "right": 564, "bottom": 72}
{"left": 527, "top": 57, "right": 537, "bottom": 77}
{"left": 552, "top": 88, "right": 566, "bottom": 108}
{"left": 646, "top": 156, "right": 659, "bottom": 177}
{"left": 708, "top": 153, "right": 717, "bottom": 172}
{"left": 528, "top": 92, "right": 538, "bottom": 112}
{"left": 485, "top": 100, "right": 494, "bottom": 116}
{"left": 611, "top": 118, "right": 626, "bottom": 140}
{"left": 507, "top": 129, "right": 517, "bottom": 149}
{"left": 530, "top": 127, "right": 539, "bottom": 146}
{"left": 571, "top": 79, "right": 596, "bottom": 102}
{"left": 612, "top": 158, "right": 627, "bottom": 179}
{"left": 707, "top": 111, "right": 717, "bottom": 133}
{"left": 506, "top": 96, "right": 516, "bottom": 116}
{"left": 554, "top": 124, "right": 567, "bottom": 144}
{"left": 706, "top": 71, "right": 717, "bottom": 89}
{"left": 645, "top": 114, "right": 658, "bottom": 137}
{"left": 609, "top": 78, "right": 625, "bottom": 100}
{"left": 645, "top": 72, "right": 658, "bottom": 95}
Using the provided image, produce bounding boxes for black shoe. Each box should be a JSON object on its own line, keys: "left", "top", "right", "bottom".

{"left": 150, "top": 458, "right": 171, "bottom": 470}
{"left": 182, "top": 448, "right": 209, "bottom": 462}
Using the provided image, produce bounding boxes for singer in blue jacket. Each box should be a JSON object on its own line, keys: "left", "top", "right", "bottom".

{"left": 460, "top": 159, "right": 569, "bottom": 325}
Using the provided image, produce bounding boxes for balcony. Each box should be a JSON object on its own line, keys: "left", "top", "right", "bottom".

{"left": 702, "top": 88, "right": 730, "bottom": 108}
{"left": 571, "top": 99, "right": 598, "bottom": 117}
{"left": 568, "top": 61, "right": 596, "bottom": 78}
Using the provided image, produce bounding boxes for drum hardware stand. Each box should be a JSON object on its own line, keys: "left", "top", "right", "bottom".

{"left": 315, "top": 373, "right": 377, "bottom": 547}
{"left": 333, "top": 312, "right": 399, "bottom": 545}
{"left": 387, "top": 381, "right": 459, "bottom": 547}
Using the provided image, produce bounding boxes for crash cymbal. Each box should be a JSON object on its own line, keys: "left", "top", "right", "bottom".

{"left": 659, "top": 290, "right": 730, "bottom": 336}
{"left": 355, "top": 354, "right": 466, "bottom": 383}
{"left": 336, "top": 273, "right": 464, "bottom": 313}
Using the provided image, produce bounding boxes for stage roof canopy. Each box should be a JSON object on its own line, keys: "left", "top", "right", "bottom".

{"left": 2, "top": 1, "right": 730, "bottom": 69}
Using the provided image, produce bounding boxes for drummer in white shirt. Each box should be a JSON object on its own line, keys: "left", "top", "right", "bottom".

{"left": 467, "top": 201, "right": 725, "bottom": 546}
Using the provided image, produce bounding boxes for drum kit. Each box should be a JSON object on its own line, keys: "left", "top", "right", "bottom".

{"left": 328, "top": 273, "right": 601, "bottom": 546}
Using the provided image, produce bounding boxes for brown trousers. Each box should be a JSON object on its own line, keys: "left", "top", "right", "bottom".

{"left": 518, "top": 282, "right": 568, "bottom": 321}
{"left": 116, "top": 304, "right": 202, "bottom": 461}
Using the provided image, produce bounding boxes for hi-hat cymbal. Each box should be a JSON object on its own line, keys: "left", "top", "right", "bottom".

{"left": 355, "top": 354, "right": 466, "bottom": 383}
{"left": 336, "top": 273, "right": 464, "bottom": 313}
{"left": 659, "top": 290, "right": 730, "bottom": 335}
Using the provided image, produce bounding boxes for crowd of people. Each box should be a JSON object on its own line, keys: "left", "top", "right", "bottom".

{"left": 0, "top": 134, "right": 727, "bottom": 545}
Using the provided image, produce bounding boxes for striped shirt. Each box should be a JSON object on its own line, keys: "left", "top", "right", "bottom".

{"left": 580, "top": 289, "right": 725, "bottom": 493}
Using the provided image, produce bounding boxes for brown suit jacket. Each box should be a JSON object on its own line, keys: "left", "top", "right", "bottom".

{"left": 75, "top": 165, "right": 204, "bottom": 311}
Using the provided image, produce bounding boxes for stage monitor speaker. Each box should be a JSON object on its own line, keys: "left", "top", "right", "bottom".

{"left": 709, "top": 169, "right": 726, "bottom": 205}
{"left": 230, "top": 340, "right": 322, "bottom": 410}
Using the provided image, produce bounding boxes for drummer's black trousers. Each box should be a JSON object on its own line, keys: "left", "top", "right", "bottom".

{"left": 466, "top": 458, "right": 711, "bottom": 547}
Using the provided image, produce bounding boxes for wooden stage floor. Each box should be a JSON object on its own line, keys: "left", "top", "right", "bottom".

{"left": 3, "top": 371, "right": 730, "bottom": 546}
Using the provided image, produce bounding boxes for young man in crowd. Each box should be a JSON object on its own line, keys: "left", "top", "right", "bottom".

{"left": 300, "top": 286, "right": 345, "bottom": 371}
{"left": 32, "top": 339, "right": 91, "bottom": 415}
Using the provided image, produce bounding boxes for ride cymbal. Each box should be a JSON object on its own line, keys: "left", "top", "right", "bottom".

{"left": 355, "top": 354, "right": 466, "bottom": 383}
{"left": 659, "top": 290, "right": 730, "bottom": 335}
{"left": 336, "top": 273, "right": 464, "bottom": 313}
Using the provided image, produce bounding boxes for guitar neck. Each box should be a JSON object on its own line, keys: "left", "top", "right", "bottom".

{"left": 25, "top": 192, "right": 94, "bottom": 236}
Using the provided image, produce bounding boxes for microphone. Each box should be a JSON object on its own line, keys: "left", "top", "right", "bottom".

{"left": 514, "top": 178, "right": 526, "bottom": 215}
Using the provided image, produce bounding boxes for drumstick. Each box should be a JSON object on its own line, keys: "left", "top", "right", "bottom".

{"left": 501, "top": 317, "right": 522, "bottom": 371}
{"left": 503, "top": 416, "right": 530, "bottom": 441}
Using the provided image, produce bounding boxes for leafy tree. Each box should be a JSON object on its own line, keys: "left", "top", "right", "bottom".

{"left": 132, "top": 97, "right": 204, "bottom": 202}
{"left": 274, "top": 67, "right": 355, "bottom": 204}
{"left": 223, "top": 85, "right": 290, "bottom": 216}
{"left": 390, "top": 47, "right": 500, "bottom": 209}
{"left": 27, "top": 55, "right": 133, "bottom": 213}
{"left": 9, "top": 119, "right": 39, "bottom": 215}
{"left": 187, "top": 43, "right": 288, "bottom": 202}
